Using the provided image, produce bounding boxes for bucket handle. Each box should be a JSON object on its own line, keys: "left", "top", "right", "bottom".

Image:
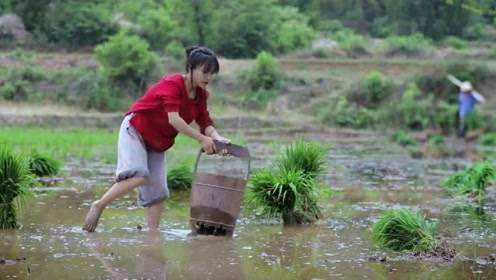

{"left": 193, "top": 140, "right": 251, "bottom": 180}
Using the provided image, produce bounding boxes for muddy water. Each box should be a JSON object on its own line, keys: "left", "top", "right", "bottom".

{"left": 1, "top": 128, "right": 496, "bottom": 279}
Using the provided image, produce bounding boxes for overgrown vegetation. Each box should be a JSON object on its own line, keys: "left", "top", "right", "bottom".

{"left": 372, "top": 208, "right": 438, "bottom": 252}
{"left": 0, "top": 146, "right": 32, "bottom": 229}
{"left": 442, "top": 161, "right": 496, "bottom": 203}
{"left": 247, "top": 139, "right": 327, "bottom": 225}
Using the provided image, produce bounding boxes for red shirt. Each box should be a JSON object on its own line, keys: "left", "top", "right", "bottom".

{"left": 127, "top": 74, "right": 214, "bottom": 152}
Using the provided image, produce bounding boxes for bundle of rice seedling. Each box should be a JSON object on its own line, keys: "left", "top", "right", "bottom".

{"left": 372, "top": 208, "right": 438, "bottom": 252}
{"left": 278, "top": 139, "right": 327, "bottom": 179}
{"left": 28, "top": 153, "right": 61, "bottom": 177}
{"left": 247, "top": 139, "right": 327, "bottom": 225}
{"left": 442, "top": 161, "right": 496, "bottom": 202}
{"left": 248, "top": 167, "right": 321, "bottom": 225}
{"left": 0, "top": 147, "right": 32, "bottom": 229}
{"left": 167, "top": 164, "right": 192, "bottom": 190}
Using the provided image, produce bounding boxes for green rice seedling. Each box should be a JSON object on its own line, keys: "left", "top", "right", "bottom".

{"left": 372, "top": 208, "right": 438, "bottom": 252}
{"left": 247, "top": 167, "right": 321, "bottom": 225}
{"left": 442, "top": 161, "right": 496, "bottom": 203}
{"left": 28, "top": 153, "right": 61, "bottom": 177}
{"left": 390, "top": 131, "right": 417, "bottom": 147}
{"left": 167, "top": 164, "right": 192, "bottom": 190}
{"left": 0, "top": 146, "right": 33, "bottom": 229}
{"left": 277, "top": 139, "right": 327, "bottom": 180}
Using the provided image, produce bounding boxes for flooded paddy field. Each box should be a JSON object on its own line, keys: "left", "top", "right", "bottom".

{"left": 1, "top": 127, "right": 496, "bottom": 279}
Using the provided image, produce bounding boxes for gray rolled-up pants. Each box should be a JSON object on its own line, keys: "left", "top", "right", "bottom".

{"left": 115, "top": 114, "right": 170, "bottom": 207}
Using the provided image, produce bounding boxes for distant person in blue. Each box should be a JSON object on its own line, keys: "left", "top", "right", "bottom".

{"left": 456, "top": 81, "right": 485, "bottom": 138}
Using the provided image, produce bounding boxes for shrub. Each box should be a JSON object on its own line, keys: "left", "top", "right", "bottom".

{"left": 95, "top": 31, "right": 158, "bottom": 88}
{"left": 442, "top": 161, "right": 496, "bottom": 202}
{"left": 462, "top": 23, "right": 487, "bottom": 40}
{"left": 72, "top": 71, "right": 128, "bottom": 111}
{"left": 136, "top": 8, "right": 178, "bottom": 51}
{"left": 384, "top": 33, "right": 432, "bottom": 56}
{"left": 165, "top": 40, "right": 185, "bottom": 61}
{"left": 332, "top": 30, "right": 368, "bottom": 55}
{"left": 167, "top": 164, "right": 192, "bottom": 190}
{"left": 333, "top": 96, "right": 357, "bottom": 127}
{"left": 433, "top": 101, "right": 458, "bottom": 134}
{"left": 398, "top": 83, "right": 432, "bottom": 130}
{"left": 322, "top": 96, "right": 376, "bottom": 128}
{"left": 273, "top": 7, "right": 315, "bottom": 53}
{"left": 370, "top": 16, "right": 392, "bottom": 38}
{"left": 0, "top": 66, "right": 46, "bottom": 101}
{"left": 372, "top": 208, "right": 438, "bottom": 252}
{"left": 465, "top": 111, "right": 483, "bottom": 131}
{"left": 443, "top": 36, "right": 467, "bottom": 50}
{"left": 28, "top": 153, "right": 61, "bottom": 177}
{"left": 480, "top": 133, "right": 496, "bottom": 146}
{"left": 43, "top": 2, "right": 116, "bottom": 48}
{"left": 0, "top": 80, "right": 29, "bottom": 101}
{"left": 364, "top": 71, "right": 391, "bottom": 105}
{"left": 245, "top": 51, "right": 281, "bottom": 91}
{"left": 391, "top": 131, "right": 417, "bottom": 147}
{"left": 212, "top": 0, "right": 276, "bottom": 58}
{"left": 0, "top": 146, "right": 32, "bottom": 229}
{"left": 4, "top": 0, "right": 51, "bottom": 32}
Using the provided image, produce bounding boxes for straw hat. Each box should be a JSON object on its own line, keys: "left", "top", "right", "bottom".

{"left": 460, "top": 81, "right": 473, "bottom": 92}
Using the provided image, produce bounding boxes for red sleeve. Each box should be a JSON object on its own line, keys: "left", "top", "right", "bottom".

{"left": 157, "top": 81, "right": 182, "bottom": 112}
{"left": 196, "top": 91, "right": 214, "bottom": 135}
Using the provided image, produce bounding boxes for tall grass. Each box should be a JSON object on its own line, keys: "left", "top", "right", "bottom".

{"left": 372, "top": 208, "right": 438, "bottom": 252}
{"left": 248, "top": 139, "right": 327, "bottom": 225}
{"left": 442, "top": 161, "right": 496, "bottom": 203}
{"left": 0, "top": 146, "right": 33, "bottom": 229}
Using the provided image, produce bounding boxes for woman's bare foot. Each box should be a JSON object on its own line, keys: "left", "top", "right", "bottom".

{"left": 83, "top": 201, "right": 104, "bottom": 232}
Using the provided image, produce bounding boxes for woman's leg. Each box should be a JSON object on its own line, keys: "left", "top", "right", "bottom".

{"left": 83, "top": 176, "right": 146, "bottom": 232}
{"left": 139, "top": 151, "right": 169, "bottom": 231}
{"left": 147, "top": 201, "right": 164, "bottom": 231}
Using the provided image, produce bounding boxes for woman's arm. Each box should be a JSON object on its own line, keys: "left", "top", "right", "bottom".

{"left": 205, "top": 126, "right": 230, "bottom": 143}
{"left": 168, "top": 112, "right": 216, "bottom": 154}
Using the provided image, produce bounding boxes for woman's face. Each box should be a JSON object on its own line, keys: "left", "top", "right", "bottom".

{"left": 192, "top": 65, "right": 215, "bottom": 90}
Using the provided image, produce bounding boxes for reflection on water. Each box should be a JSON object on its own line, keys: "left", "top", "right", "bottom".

{"left": 1, "top": 129, "right": 496, "bottom": 279}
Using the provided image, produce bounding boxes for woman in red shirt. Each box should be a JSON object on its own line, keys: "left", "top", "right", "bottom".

{"left": 83, "top": 46, "right": 229, "bottom": 232}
